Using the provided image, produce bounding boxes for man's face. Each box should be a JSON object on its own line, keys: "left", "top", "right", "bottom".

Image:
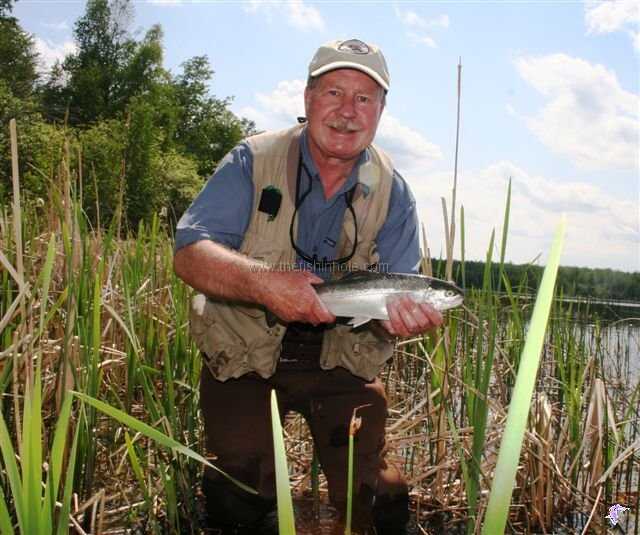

{"left": 304, "top": 69, "right": 385, "bottom": 164}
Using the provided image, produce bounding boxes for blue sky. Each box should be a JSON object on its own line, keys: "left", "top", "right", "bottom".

{"left": 15, "top": 0, "right": 640, "bottom": 272}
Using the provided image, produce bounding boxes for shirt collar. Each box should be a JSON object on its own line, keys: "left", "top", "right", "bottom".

{"left": 300, "top": 127, "right": 371, "bottom": 198}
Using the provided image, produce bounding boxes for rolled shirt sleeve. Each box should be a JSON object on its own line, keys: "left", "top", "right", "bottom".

{"left": 174, "top": 143, "right": 254, "bottom": 252}
{"left": 375, "top": 170, "right": 421, "bottom": 274}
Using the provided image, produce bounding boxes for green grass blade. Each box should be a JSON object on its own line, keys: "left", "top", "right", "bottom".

{"left": 56, "top": 412, "right": 81, "bottom": 535}
{"left": 460, "top": 205, "right": 466, "bottom": 287}
{"left": 159, "top": 459, "right": 178, "bottom": 530}
{"left": 124, "top": 431, "right": 149, "bottom": 500}
{"left": 38, "top": 234, "right": 57, "bottom": 334}
{"left": 44, "top": 394, "right": 74, "bottom": 522}
{"left": 0, "top": 484, "right": 15, "bottom": 535}
{"left": 20, "top": 370, "right": 43, "bottom": 535}
{"left": 72, "top": 391, "right": 257, "bottom": 495}
{"left": 28, "top": 371, "right": 43, "bottom": 534}
{"left": 498, "top": 178, "right": 512, "bottom": 292}
{"left": 446, "top": 409, "right": 471, "bottom": 510}
{"left": 482, "top": 216, "right": 566, "bottom": 534}
{"left": 344, "top": 405, "right": 370, "bottom": 535}
{"left": 345, "top": 433, "right": 355, "bottom": 535}
{"left": 42, "top": 286, "right": 68, "bottom": 335}
{"left": 0, "top": 405, "right": 24, "bottom": 532}
{"left": 270, "top": 389, "right": 295, "bottom": 535}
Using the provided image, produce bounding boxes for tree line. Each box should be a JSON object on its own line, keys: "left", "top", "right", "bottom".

{"left": 430, "top": 259, "right": 640, "bottom": 302}
{"left": 0, "top": 0, "right": 255, "bottom": 229}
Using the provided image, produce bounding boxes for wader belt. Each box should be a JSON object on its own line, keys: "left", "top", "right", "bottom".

{"left": 277, "top": 323, "right": 326, "bottom": 371}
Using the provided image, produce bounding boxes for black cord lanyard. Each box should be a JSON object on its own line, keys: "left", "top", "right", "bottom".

{"left": 289, "top": 154, "right": 359, "bottom": 270}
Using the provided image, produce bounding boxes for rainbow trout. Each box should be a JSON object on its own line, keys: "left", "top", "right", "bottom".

{"left": 316, "top": 271, "right": 464, "bottom": 328}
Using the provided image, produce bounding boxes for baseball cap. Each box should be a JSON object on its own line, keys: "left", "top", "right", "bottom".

{"left": 308, "top": 39, "right": 390, "bottom": 91}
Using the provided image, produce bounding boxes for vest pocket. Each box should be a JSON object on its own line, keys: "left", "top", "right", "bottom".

{"left": 190, "top": 294, "right": 284, "bottom": 381}
{"left": 322, "top": 325, "right": 394, "bottom": 381}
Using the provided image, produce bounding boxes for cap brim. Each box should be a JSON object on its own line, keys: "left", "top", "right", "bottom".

{"left": 310, "top": 61, "right": 389, "bottom": 91}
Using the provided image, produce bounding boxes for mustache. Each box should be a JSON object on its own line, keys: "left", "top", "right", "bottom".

{"left": 326, "top": 120, "right": 360, "bottom": 133}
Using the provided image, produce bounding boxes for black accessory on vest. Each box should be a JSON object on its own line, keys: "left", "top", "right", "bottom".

{"left": 289, "top": 154, "right": 358, "bottom": 270}
{"left": 258, "top": 186, "right": 282, "bottom": 221}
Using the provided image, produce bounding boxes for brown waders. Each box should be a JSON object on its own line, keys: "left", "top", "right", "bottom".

{"left": 200, "top": 324, "right": 409, "bottom": 534}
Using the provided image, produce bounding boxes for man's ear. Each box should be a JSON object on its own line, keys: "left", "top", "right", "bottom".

{"left": 378, "top": 99, "right": 385, "bottom": 120}
{"left": 379, "top": 90, "right": 386, "bottom": 118}
{"left": 304, "top": 86, "right": 311, "bottom": 116}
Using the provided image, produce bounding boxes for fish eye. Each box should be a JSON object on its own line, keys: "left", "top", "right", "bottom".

{"left": 446, "top": 290, "right": 454, "bottom": 297}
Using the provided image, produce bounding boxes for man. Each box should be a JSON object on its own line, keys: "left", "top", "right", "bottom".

{"left": 174, "top": 39, "right": 443, "bottom": 534}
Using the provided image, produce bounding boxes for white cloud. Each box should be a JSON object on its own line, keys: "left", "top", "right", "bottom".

{"left": 243, "top": 0, "right": 325, "bottom": 31}
{"left": 34, "top": 37, "right": 76, "bottom": 73}
{"left": 239, "top": 79, "right": 306, "bottom": 131}
{"left": 585, "top": 0, "right": 639, "bottom": 34}
{"left": 407, "top": 32, "right": 437, "bottom": 49}
{"left": 377, "top": 115, "right": 442, "bottom": 171}
{"left": 514, "top": 53, "right": 639, "bottom": 172}
{"left": 394, "top": 7, "right": 449, "bottom": 30}
{"left": 410, "top": 161, "right": 639, "bottom": 271}
{"left": 585, "top": 0, "right": 640, "bottom": 50}
{"left": 394, "top": 6, "right": 449, "bottom": 47}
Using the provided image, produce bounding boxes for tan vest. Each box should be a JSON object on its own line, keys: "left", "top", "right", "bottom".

{"left": 190, "top": 124, "right": 397, "bottom": 381}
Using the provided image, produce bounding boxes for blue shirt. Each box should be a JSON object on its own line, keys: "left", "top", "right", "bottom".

{"left": 175, "top": 128, "right": 420, "bottom": 277}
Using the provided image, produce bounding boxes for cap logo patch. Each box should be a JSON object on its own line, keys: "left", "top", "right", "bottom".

{"left": 338, "top": 39, "right": 370, "bottom": 55}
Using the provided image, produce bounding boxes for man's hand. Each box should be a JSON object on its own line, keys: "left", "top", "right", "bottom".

{"left": 379, "top": 295, "right": 443, "bottom": 338}
{"left": 258, "top": 270, "right": 336, "bottom": 326}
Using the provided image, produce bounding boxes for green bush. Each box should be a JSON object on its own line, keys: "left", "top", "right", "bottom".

{"left": 78, "top": 119, "right": 127, "bottom": 228}
{"left": 154, "top": 149, "right": 202, "bottom": 226}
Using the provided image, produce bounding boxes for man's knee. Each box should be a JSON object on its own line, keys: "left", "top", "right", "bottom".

{"left": 363, "top": 378, "right": 388, "bottom": 411}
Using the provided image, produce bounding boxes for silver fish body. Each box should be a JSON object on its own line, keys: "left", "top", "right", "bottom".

{"left": 316, "top": 271, "right": 464, "bottom": 327}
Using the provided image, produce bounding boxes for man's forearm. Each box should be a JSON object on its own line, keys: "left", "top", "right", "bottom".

{"left": 173, "top": 240, "right": 269, "bottom": 304}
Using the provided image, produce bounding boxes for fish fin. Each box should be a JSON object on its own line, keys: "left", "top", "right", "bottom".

{"left": 348, "top": 316, "right": 371, "bottom": 328}
{"left": 338, "top": 270, "right": 387, "bottom": 282}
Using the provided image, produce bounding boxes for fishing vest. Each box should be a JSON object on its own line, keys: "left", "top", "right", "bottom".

{"left": 190, "top": 124, "right": 397, "bottom": 381}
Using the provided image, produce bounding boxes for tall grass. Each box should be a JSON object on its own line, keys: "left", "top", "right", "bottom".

{"left": 1, "top": 121, "right": 211, "bottom": 533}
{"left": 483, "top": 216, "right": 566, "bottom": 534}
{"left": 1, "top": 117, "right": 638, "bottom": 535}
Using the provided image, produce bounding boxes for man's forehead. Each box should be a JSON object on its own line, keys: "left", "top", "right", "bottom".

{"left": 312, "top": 69, "right": 383, "bottom": 92}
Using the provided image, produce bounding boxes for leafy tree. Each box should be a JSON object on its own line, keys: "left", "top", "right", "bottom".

{"left": 0, "top": 0, "right": 15, "bottom": 18}
{"left": 155, "top": 149, "right": 202, "bottom": 225}
{"left": 79, "top": 119, "right": 128, "bottom": 226}
{"left": 5, "top": 0, "right": 255, "bottom": 233}
{"left": 124, "top": 94, "right": 158, "bottom": 228}
{"left": 0, "top": 6, "right": 38, "bottom": 100}
{"left": 0, "top": 81, "right": 50, "bottom": 203}
{"left": 432, "top": 258, "right": 639, "bottom": 302}
{"left": 174, "top": 55, "right": 255, "bottom": 175}
{"left": 122, "top": 24, "right": 166, "bottom": 100}
{"left": 39, "top": 60, "right": 68, "bottom": 121}
{"left": 56, "top": 0, "right": 135, "bottom": 124}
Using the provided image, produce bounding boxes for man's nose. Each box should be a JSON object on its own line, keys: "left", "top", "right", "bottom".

{"left": 339, "top": 97, "right": 356, "bottom": 118}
